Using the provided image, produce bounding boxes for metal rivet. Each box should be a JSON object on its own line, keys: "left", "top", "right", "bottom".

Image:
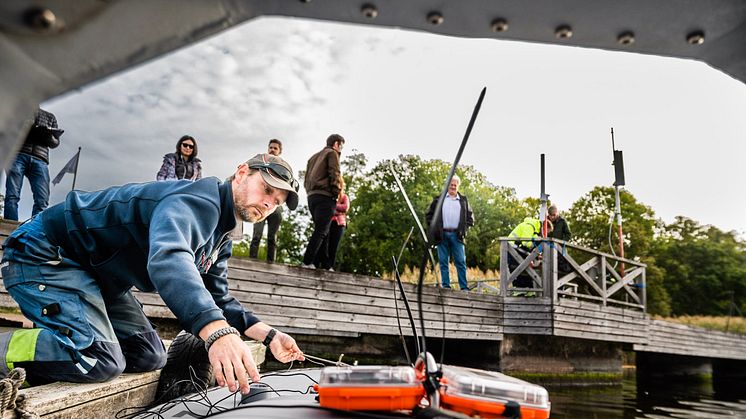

{"left": 42, "top": 308, "right": 48, "bottom": 315}
{"left": 427, "top": 12, "right": 444, "bottom": 26}
{"left": 686, "top": 31, "right": 705, "bottom": 45}
{"left": 491, "top": 19, "right": 509, "bottom": 33}
{"left": 38, "top": 284, "right": 46, "bottom": 291}
{"left": 617, "top": 31, "right": 635, "bottom": 45}
{"left": 24, "top": 8, "right": 56, "bottom": 30}
{"left": 361, "top": 4, "right": 378, "bottom": 19}
{"left": 555, "top": 25, "right": 573, "bottom": 39}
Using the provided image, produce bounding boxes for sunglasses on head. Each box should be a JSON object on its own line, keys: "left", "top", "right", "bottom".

{"left": 181, "top": 143, "right": 194, "bottom": 149}
{"left": 249, "top": 162, "right": 300, "bottom": 192}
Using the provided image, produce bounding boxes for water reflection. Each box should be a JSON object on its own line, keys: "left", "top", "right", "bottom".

{"left": 548, "top": 372, "right": 746, "bottom": 418}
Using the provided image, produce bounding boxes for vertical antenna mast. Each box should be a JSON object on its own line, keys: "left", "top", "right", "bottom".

{"left": 611, "top": 128, "right": 626, "bottom": 276}
{"left": 539, "top": 154, "right": 548, "bottom": 237}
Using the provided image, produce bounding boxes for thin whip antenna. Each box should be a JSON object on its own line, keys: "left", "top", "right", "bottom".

{"left": 397, "top": 226, "right": 414, "bottom": 266}
{"left": 418, "top": 86, "right": 486, "bottom": 375}
{"left": 389, "top": 162, "right": 440, "bottom": 278}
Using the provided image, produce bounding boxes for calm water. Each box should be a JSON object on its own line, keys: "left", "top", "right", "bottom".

{"left": 547, "top": 373, "right": 746, "bottom": 418}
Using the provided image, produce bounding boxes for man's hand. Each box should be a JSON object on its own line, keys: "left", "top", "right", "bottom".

{"left": 246, "top": 322, "right": 305, "bottom": 364}
{"left": 200, "top": 320, "right": 258, "bottom": 394}
{"left": 269, "top": 331, "right": 305, "bottom": 363}
{"left": 207, "top": 332, "right": 258, "bottom": 394}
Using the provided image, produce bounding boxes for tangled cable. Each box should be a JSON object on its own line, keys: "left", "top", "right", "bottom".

{"left": 0, "top": 368, "right": 38, "bottom": 419}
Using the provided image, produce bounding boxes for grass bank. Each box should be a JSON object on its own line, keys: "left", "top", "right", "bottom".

{"left": 654, "top": 315, "right": 746, "bottom": 335}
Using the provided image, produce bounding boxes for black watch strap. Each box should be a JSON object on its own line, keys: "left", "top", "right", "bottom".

{"left": 262, "top": 328, "right": 278, "bottom": 347}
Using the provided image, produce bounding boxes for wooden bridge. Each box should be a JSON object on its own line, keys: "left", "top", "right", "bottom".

{"left": 1, "top": 220, "right": 745, "bottom": 372}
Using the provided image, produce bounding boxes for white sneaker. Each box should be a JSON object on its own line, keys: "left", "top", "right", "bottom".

{"left": 328, "top": 268, "right": 335, "bottom": 272}
{"left": 301, "top": 263, "right": 316, "bottom": 269}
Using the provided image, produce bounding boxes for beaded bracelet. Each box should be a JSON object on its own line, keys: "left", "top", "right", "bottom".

{"left": 204, "top": 326, "right": 240, "bottom": 352}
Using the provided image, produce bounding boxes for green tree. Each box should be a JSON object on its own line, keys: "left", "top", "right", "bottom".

{"left": 275, "top": 204, "right": 313, "bottom": 264}
{"left": 651, "top": 217, "right": 746, "bottom": 316}
{"left": 565, "top": 186, "right": 671, "bottom": 314}
{"left": 337, "top": 154, "right": 526, "bottom": 276}
{"left": 566, "top": 186, "right": 660, "bottom": 259}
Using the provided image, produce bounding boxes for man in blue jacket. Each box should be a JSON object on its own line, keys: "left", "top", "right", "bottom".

{"left": 0, "top": 153, "right": 304, "bottom": 395}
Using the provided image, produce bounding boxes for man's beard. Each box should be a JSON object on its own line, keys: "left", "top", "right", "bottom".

{"left": 237, "top": 204, "right": 266, "bottom": 223}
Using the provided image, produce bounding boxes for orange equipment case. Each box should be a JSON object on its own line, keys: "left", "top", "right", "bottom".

{"left": 315, "top": 366, "right": 425, "bottom": 411}
{"left": 438, "top": 365, "right": 551, "bottom": 419}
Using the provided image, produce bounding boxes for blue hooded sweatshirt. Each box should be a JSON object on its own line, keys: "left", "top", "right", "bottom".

{"left": 37, "top": 177, "right": 259, "bottom": 336}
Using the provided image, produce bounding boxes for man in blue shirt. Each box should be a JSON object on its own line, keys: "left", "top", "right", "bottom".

{"left": 425, "top": 175, "right": 475, "bottom": 290}
{"left": 0, "top": 153, "right": 304, "bottom": 394}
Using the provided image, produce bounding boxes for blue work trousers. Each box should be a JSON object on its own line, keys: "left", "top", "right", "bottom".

{"left": 0, "top": 217, "right": 166, "bottom": 384}
{"left": 4, "top": 153, "right": 51, "bottom": 221}
{"left": 437, "top": 231, "right": 468, "bottom": 290}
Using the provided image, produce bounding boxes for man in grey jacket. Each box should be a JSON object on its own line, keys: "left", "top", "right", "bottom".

{"left": 0, "top": 153, "right": 304, "bottom": 394}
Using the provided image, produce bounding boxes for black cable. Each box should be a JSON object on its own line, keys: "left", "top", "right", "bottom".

{"left": 393, "top": 228, "right": 415, "bottom": 365}
{"left": 393, "top": 255, "right": 420, "bottom": 356}
{"left": 393, "top": 269, "right": 412, "bottom": 366}
{"left": 438, "top": 288, "right": 446, "bottom": 366}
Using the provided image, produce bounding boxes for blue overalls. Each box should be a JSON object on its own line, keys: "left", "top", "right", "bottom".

{"left": 0, "top": 216, "right": 165, "bottom": 384}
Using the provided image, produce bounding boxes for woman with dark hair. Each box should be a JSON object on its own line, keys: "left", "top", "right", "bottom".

{"left": 156, "top": 135, "right": 202, "bottom": 181}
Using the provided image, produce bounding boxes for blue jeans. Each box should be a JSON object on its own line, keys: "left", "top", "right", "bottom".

{"left": 4, "top": 153, "right": 50, "bottom": 221}
{"left": 437, "top": 231, "right": 468, "bottom": 290}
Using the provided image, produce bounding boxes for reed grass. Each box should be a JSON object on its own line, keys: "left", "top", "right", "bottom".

{"left": 654, "top": 315, "right": 746, "bottom": 335}
{"left": 386, "top": 265, "right": 501, "bottom": 293}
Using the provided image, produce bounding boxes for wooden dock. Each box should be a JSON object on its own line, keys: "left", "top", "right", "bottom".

{"left": 1, "top": 219, "right": 745, "bottom": 362}
{"left": 1, "top": 219, "right": 746, "bottom": 417}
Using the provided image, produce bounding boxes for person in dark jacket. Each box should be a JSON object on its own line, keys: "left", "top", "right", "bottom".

{"left": 250, "top": 139, "right": 284, "bottom": 262}
{"left": 314, "top": 175, "right": 350, "bottom": 271}
{"left": 547, "top": 205, "right": 571, "bottom": 242}
{"left": 547, "top": 204, "right": 572, "bottom": 275}
{"left": 3, "top": 108, "right": 63, "bottom": 220}
{"left": 301, "top": 134, "right": 345, "bottom": 268}
{"left": 425, "top": 175, "right": 475, "bottom": 290}
{"left": 0, "top": 153, "right": 304, "bottom": 393}
{"left": 156, "top": 135, "right": 202, "bottom": 181}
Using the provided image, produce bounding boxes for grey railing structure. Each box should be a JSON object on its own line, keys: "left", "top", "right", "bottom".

{"left": 499, "top": 237, "right": 647, "bottom": 311}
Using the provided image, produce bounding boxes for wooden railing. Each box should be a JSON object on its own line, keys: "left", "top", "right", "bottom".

{"left": 499, "top": 237, "right": 647, "bottom": 311}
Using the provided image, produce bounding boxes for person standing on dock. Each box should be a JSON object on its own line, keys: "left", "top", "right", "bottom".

{"left": 426, "top": 174, "right": 475, "bottom": 290}
{"left": 156, "top": 135, "right": 203, "bottom": 181}
{"left": 301, "top": 134, "right": 345, "bottom": 269}
{"left": 3, "top": 108, "right": 63, "bottom": 221}
{"left": 249, "top": 139, "right": 284, "bottom": 262}
{"left": 0, "top": 153, "right": 304, "bottom": 394}
{"left": 547, "top": 205, "right": 571, "bottom": 242}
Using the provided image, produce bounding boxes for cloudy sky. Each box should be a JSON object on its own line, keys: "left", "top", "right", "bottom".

{"left": 10, "top": 16, "right": 746, "bottom": 234}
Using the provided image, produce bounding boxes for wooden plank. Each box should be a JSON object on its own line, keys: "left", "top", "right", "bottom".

{"left": 18, "top": 371, "right": 162, "bottom": 418}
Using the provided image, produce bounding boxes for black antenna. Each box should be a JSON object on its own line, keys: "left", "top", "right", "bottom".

{"left": 392, "top": 227, "right": 417, "bottom": 364}
{"left": 392, "top": 256, "right": 418, "bottom": 364}
{"left": 417, "top": 87, "right": 486, "bottom": 400}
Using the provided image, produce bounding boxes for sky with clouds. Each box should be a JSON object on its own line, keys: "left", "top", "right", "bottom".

{"left": 9, "top": 16, "right": 746, "bottom": 234}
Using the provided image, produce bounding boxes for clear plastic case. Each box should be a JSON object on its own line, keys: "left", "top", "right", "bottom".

{"left": 440, "top": 365, "right": 550, "bottom": 418}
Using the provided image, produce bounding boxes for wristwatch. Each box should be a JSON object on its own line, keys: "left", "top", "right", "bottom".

{"left": 262, "top": 328, "right": 278, "bottom": 347}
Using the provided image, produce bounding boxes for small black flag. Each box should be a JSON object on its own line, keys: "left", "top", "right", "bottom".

{"left": 52, "top": 149, "right": 80, "bottom": 186}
